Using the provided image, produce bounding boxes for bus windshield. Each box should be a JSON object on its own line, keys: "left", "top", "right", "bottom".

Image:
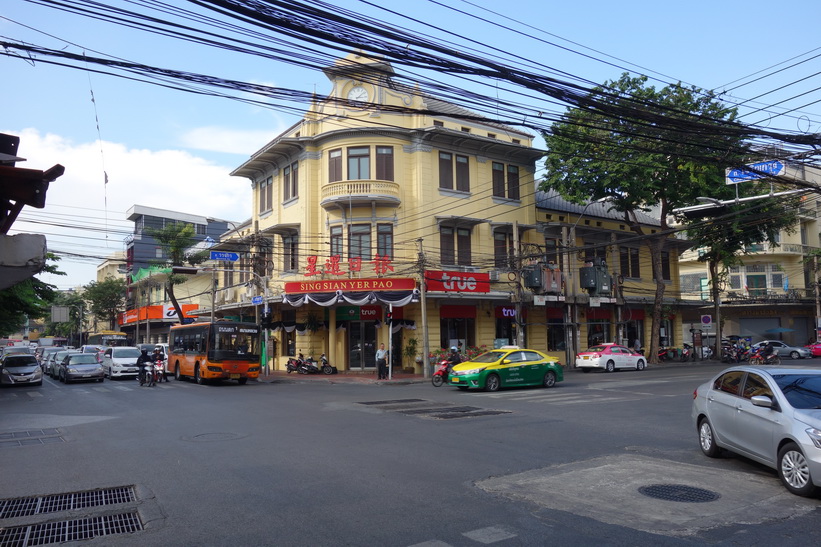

{"left": 210, "top": 324, "right": 260, "bottom": 361}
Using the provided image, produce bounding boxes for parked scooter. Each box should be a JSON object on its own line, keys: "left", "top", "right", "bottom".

{"left": 657, "top": 347, "right": 671, "bottom": 361}
{"left": 286, "top": 353, "right": 305, "bottom": 374}
{"left": 319, "top": 354, "right": 337, "bottom": 375}
{"left": 431, "top": 359, "right": 450, "bottom": 387}
{"left": 299, "top": 355, "right": 322, "bottom": 374}
{"left": 680, "top": 344, "right": 694, "bottom": 362}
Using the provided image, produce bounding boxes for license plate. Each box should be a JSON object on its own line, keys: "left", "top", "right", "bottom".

{"left": 230, "top": 374, "right": 240, "bottom": 379}
{"left": 83, "top": 374, "right": 91, "bottom": 377}
{"left": 451, "top": 377, "right": 460, "bottom": 382}
{"left": 583, "top": 356, "right": 589, "bottom": 360}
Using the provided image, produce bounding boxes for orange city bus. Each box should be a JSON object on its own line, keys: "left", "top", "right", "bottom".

{"left": 169, "top": 321, "right": 261, "bottom": 385}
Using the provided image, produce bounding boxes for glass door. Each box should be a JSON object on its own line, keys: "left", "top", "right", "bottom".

{"left": 348, "top": 321, "right": 377, "bottom": 371}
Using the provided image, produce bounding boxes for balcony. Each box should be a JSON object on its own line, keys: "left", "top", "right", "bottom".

{"left": 723, "top": 288, "right": 813, "bottom": 305}
{"left": 320, "top": 180, "right": 401, "bottom": 210}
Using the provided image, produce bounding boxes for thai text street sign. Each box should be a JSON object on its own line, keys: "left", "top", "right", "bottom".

{"left": 726, "top": 160, "right": 784, "bottom": 184}
{"left": 210, "top": 251, "right": 239, "bottom": 262}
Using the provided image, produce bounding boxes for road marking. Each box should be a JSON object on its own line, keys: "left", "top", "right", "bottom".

{"left": 462, "top": 525, "right": 517, "bottom": 543}
{"left": 27, "top": 391, "right": 43, "bottom": 398}
{"left": 407, "top": 541, "right": 452, "bottom": 547}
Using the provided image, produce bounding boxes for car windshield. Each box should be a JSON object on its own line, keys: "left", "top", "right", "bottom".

{"left": 82, "top": 347, "right": 101, "bottom": 353}
{"left": 470, "top": 351, "right": 508, "bottom": 363}
{"left": 585, "top": 346, "right": 608, "bottom": 352}
{"left": 773, "top": 374, "right": 821, "bottom": 409}
{"left": 3, "top": 356, "right": 38, "bottom": 366}
{"left": 70, "top": 355, "right": 100, "bottom": 365}
{"left": 113, "top": 348, "right": 141, "bottom": 358}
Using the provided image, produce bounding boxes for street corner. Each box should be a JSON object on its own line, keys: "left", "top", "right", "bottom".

{"left": 475, "top": 453, "right": 818, "bottom": 537}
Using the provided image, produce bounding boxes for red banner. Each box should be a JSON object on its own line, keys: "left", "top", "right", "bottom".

{"left": 426, "top": 270, "right": 490, "bottom": 293}
{"left": 284, "top": 278, "right": 416, "bottom": 294}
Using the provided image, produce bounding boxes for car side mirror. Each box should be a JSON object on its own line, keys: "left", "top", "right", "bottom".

{"left": 750, "top": 395, "right": 774, "bottom": 409}
{"left": 502, "top": 359, "right": 511, "bottom": 364}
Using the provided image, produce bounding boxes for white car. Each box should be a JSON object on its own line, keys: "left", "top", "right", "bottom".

{"left": 575, "top": 343, "right": 647, "bottom": 372}
{"left": 154, "top": 343, "right": 170, "bottom": 374}
{"left": 102, "top": 346, "right": 142, "bottom": 379}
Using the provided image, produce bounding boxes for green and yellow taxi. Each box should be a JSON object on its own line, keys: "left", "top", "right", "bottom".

{"left": 448, "top": 346, "right": 563, "bottom": 391}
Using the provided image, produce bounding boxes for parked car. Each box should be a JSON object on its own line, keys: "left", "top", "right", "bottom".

{"left": 1, "top": 346, "right": 33, "bottom": 357}
{"left": 0, "top": 353, "right": 43, "bottom": 386}
{"left": 49, "top": 350, "right": 80, "bottom": 379}
{"left": 448, "top": 346, "right": 563, "bottom": 391}
{"left": 693, "top": 365, "right": 821, "bottom": 496}
{"left": 102, "top": 346, "right": 142, "bottom": 379}
{"left": 750, "top": 340, "right": 810, "bottom": 360}
{"left": 575, "top": 343, "right": 647, "bottom": 373}
{"left": 59, "top": 353, "right": 105, "bottom": 384}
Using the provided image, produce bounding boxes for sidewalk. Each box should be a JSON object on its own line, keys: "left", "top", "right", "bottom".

{"left": 258, "top": 369, "right": 428, "bottom": 385}
{"left": 256, "top": 358, "right": 724, "bottom": 385}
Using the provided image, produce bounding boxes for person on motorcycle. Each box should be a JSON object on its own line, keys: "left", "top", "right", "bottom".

{"left": 761, "top": 341, "right": 776, "bottom": 363}
{"left": 446, "top": 346, "right": 462, "bottom": 374}
{"left": 136, "top": 348, "right": 152, "bottom": 386}
{"left": 153, "top": 347, "right": 169, "bottom": 382}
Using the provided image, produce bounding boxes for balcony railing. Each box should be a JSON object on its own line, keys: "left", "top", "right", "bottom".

{"left": 320, "top": 180, "right": 401, "bottom": 209}
{"left": 723, "top": 288, "right": 814, "bottom": 304}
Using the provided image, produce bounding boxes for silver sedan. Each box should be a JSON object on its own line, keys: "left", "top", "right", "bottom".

{"left": 692, "top": 365, "right": 821, "bottom": 496}
{"left": 751, "top": 340, "right": 811, "bottom": 360}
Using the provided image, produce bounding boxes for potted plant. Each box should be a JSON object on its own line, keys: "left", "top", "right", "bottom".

{"left": 403, "top": 337, "right": 418, "bottom": 372}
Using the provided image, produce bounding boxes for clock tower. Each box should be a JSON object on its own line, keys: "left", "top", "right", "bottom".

{"left": 322, "top": 51, "right": 395, "bottom": 107}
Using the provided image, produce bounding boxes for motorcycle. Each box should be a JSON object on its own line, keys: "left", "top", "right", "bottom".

{"left": 319, "top": 354, "right": 337, "bottom": 375}
{"left": 748, "top": 347, "right": 781, "bottom": 366}
{"left": 657, "top": 347, "right": 671, "bottom": 361}
{"left": 140, "top": 359, "right": 158, "bottom": 387}
{"left": 299, "top": 356, "right": 322, "bottom": 375}
{"left": 680, "top": 344, "right": 694, "bottom": 362}
{"left": 286, "top": 355, "right": 303, "bottom": 374}
{"left": 431, "top": 359, "right": 450, "bottom": 387}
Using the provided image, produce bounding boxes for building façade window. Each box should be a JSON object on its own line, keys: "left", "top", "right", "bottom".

{"left": 283, "top": 162, "right": 298, "bottom": 201}
{"left": 439, "top": 152, "right": 469, "bottom": 192}
{"left": 494, "top": 231, "right": 514, "bottom": 268}
{"left": 375, "top": 146, "right": 394, "bottom": 181}
{"left": 330, "top": 226, "right": 343, "bottom": 258}
{"left": 259, "top": 175, "right": 273, "bottom": 213}
{"left": 348, "top": 147, "right": 370, "bottom": 180}
{"left": 282, "top": 235, "right": 299, "bottom": 271}
{"left": 377, "top": 224, "right": 393, "bottom": 259}
{"left": 620, "top": 247, "right": 640, "bottom": 278}
{"left": 440, "top": 226, "right": 472, "bottom": 266}
{"left": 348, "top": 224, "right": 371, "bottom": 260}
{"left": 329, "top": 149, "right": 342, "bottom": 182}
{"left": 492, "top": 161, "right": 520, "bottom": 199}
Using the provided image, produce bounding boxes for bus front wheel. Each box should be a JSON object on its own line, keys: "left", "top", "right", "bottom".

{"left": 174, "top": 365, "right": 181, "bottom": 381}
{"left": 237, "top": 377, "right": 248, "bottom": 385}
{"left": 195, "top": 365, "right": 205, "bottom": 385}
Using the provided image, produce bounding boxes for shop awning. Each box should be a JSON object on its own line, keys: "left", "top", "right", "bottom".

{"left": 282, "top": 289, "right": 419, "bottom": 307}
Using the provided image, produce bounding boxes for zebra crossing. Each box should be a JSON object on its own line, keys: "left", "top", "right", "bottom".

{"left": 408, "top": 524, "right": 518, "bottom": 546}
{"left": 0, "top": 379, "right": 197, "bottom": 400}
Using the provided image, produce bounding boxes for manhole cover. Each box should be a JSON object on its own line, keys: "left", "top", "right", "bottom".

{"left": 638, "top": 484, "right": 720, "bottom": 503}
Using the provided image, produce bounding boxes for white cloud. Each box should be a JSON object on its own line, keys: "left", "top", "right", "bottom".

{"left": 179, "top": 126, "right": 276, "bottom": 155}
{"left": 6, "top": 128, "right": 253, "bottom": 289}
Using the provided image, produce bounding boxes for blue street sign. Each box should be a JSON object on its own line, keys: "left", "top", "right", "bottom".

{"left": 210, "top": 251, "right": 239, "bottom": 262}
{"left": 251, "top": 296, "right": 264, "bottom": 305}
{"left": 726, "top": 160, "right": 784, "bottom": 184}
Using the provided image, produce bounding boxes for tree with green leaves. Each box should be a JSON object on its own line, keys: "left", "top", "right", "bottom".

{"left": 541, "top": 73, "right": 753, "bottom": 363}
{"left": 147, "top": 223, "right": 209, "bottom": 322}
{"left": 84, "top": 277, "right": 126, "bottom": 331}
{"left": 0, "top": 254, "right": 62, "bottom": 337}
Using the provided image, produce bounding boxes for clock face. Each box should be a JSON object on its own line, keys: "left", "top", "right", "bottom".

{"left": 347, "top": 86, "right": 369, "bottom": 103}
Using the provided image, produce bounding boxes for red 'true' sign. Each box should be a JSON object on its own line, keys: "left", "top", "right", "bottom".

{"left": 426, "top": 270, "right": 490, "bottom": 293}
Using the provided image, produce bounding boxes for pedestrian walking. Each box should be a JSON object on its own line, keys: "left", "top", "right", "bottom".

{"left": 376, "top": 343, "right": 389, "bottom": 380}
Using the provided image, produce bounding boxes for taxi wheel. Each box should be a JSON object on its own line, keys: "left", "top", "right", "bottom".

{"left": 542, "top": 371, "right": 556, "bottom": 388}
{"left": 484, "top": 374, "right": 500, "bottom": 392}
{"left": 636, "top": 360, "right": 646, "bottom": 371}
{"left": 605, "top": 360, "right": 616, "bottom": 373}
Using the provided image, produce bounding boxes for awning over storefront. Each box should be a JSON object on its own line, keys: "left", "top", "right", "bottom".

{"left": 282, "top": 289, "right": 419, "bottom": 308}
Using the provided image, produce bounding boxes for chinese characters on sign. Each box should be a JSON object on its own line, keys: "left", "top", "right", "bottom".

{"left": 304, "top": 254, "right": 394, "bottom": 277}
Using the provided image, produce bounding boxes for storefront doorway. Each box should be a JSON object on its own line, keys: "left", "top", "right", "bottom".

{"left": 348, "top": 321, "right": 376, "bottom": 371}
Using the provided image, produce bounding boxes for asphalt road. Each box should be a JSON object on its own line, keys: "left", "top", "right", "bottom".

{"left": 2, "top": 360, "right": 821, "bottom": 546}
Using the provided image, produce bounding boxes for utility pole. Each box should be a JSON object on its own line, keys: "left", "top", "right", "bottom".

{"left": 512, "top": 221, "right": 524, "bottom": 347}
{"left": 815, "top": 255, "right": 820, "bottom": 341}
{"left": 416, "top": 239, "right": 430, "bottom": 379}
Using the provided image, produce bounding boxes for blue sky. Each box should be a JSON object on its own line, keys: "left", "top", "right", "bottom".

{"left": 2, "top": 0, "right": 819, "bottom": 289}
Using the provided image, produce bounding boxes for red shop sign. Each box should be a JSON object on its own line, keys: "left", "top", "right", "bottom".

{"left": 426, "top": 270, "right": 490, "bottom": 293}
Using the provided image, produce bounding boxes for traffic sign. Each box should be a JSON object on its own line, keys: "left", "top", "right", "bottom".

{"left": 251, "top": 296, "right": 263, "bottom": 305}
{"left": 701, "top": 315, "right": 712, "bottom": 329}
{"left": 210, "top": 251, "right": 239, "bottom": 262}
{"left": 726, "top": 160, "right": 784, "bottom": 184}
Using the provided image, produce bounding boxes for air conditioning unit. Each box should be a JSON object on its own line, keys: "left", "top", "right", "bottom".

{"left": 488, "top": 270, "right": 500, "bottom": 282}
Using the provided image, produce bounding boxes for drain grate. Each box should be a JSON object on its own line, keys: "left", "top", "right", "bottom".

{"left": 638, "top": 484, "right": 720, "bottom": 503}
{"left": 0, "top": 512, "right": 142, "bottom": 546}
{"left": 0, "top": 487, "right": 136, "bottom": 519}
